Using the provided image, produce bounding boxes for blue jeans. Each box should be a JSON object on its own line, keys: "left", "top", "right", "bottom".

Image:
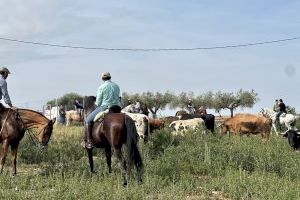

{"left": 85, "top": 106, "right": 106, "bottom": 125}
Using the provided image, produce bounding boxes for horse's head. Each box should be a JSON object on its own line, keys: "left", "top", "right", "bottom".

{"left": 38, "top": 118, "right": 56, "bottom": 146}
{"left": 259, "top": 108, "right": 274, "bottom": 118}
{"left": 259, "top": 108, "right": 265, "bottom": 116}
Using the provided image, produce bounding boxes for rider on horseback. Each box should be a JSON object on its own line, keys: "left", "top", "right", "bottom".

{"left": 74, "top": 99, "right": 83, "bottom": 118}
{"left": 187, "top": 98, "right": 195, "bottom": 114}
{"left": 275, "top": 99, "right": 287, "bottom": 126}
{"left": 0, "top": 67, "right": 14, "bottom": 110}
{"left": 84, "top": 72, "right": 120, "bottom": 149}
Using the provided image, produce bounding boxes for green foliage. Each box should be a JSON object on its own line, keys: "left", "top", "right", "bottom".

{"left": 213, "top": 89, "right": 258, "bottom": 116}
{"left": 2, "top": 125, "right": 300, "bottom": 199}
{"left": 168, "top": 92, "right": 194, "bottom": 109}
{"left": 47, "top": 93, "right": 83, "bottom": 110}
{"left": 236, "top": 89, "right": 259, "bottom": 108}
{"left": 121, "top": 92, "right": 140, "bottom": 106}
{"left": 139, "top": 91, "right": 175, "bottom": 114}
{"left": 146, "top": 128, "right": 180, "bottom": 158}
{"left": 169, "top": 90, "right": 258, "bottom": 116}
{"left": 123, "top": 91, "right": 175, "bottom": 118}
{"left": 49, "top": 89, "right": 258, "bottom": 117}
{"left": 287, "top": 105, "right": 297, "bottom": 115}
{"left": 212, "top": 91, "right": 236, "bottom": 113}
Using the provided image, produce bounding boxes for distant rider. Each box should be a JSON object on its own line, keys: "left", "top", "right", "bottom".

{"left": 275, "top": 99, "right": 287, "bottom": 126}
{"left": 187, "top": 98, "right": 195, "bottom": 114}
{"left": 74, "top": 99, "right": 83, "bottom": 117}
{"left": 0, "top": 67, "right": 15, "bottom": 110}
{"left": 273, "top": 99, "right": 280, "bottom": 112}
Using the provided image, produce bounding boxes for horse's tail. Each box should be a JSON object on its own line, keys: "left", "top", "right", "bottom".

{"left": 124, "top": 115, "right": 143, "bottom": 175}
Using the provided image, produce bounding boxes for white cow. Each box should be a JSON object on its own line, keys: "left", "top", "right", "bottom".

{"left": 169, "top": 118, "right": 205, "bottom": 135}
{"left": 122, "top": 112, "right": 150, "bottom": 140}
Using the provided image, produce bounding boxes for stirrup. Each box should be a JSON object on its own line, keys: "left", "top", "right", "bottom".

{"left": 85, "top": 141, "right": 93, "bottom": 149}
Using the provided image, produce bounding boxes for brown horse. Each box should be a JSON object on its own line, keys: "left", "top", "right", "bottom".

{"left": 0, "top": 107, "right": 55, "bottom": 175}
{"left": 84, "top": 96, "right": 143, "bottom": 186}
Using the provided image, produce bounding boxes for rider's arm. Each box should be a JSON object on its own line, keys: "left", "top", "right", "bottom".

{"left": 1, "top": 81, "right": 12, "bottom": 107}
{"left": 95, "top": 86, "right": 104, "bottom": 107}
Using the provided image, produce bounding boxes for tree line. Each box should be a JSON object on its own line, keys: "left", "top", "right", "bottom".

{"left": 47, "top": 89, "right": 258, "bottom": 118}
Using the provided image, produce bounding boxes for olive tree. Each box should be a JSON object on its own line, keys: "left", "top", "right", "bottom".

{"left": 169, "top": 92, "right": 195, "bottom": 110}
{"left": 139, "top": 91, "right": 175, "bottom": 118}
{"left": 213, "top": 89, "right": 258, "bottom": 117}
{"left": 47, "top": 93, "right": 83, "bottom": 110}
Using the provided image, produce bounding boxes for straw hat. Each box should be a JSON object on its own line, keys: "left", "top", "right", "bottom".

{"left": 0, "top": 67, "right": 10, "bottom": 74}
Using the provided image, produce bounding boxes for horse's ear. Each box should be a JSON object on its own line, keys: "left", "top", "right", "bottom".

{"left": 51, "top": 118, "right": 56, "bottom": 124}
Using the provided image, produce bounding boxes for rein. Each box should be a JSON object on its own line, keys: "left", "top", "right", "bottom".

{"left": 16, "top": 109, "right": 45, "bottom": 150}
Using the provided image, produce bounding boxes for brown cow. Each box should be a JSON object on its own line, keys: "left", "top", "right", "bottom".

{"left": 159, "top": 116, "right": 179, "bottom": 127}
{"left": 220, "top": 113, "right": 272, "bottom": 142}
{"left": 149, "top": 119, "right": 164, "bottom": 133}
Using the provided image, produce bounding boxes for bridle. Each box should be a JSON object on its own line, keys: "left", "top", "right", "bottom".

{"left": 16, "top": 109, "right": 48, "bottom": 150}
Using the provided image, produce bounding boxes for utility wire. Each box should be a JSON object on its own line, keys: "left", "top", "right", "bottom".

{"left": 0, "top": 36, "right": 299, "bottom": 51}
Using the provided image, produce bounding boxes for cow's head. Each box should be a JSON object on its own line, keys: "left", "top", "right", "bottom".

{"left": 219, "top": 123, "right": 229, "bottom": 135}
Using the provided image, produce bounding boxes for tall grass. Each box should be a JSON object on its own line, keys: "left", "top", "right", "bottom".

{"left": 0, "top": 122, "right": 299, "bottom": 199}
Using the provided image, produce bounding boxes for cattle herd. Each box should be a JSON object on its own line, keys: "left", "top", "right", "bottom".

{"left": 122, "top": 108, "right": 300, "bottom": 151}
{"left": 62, "top": 105, "right": 300, "bottom": 151}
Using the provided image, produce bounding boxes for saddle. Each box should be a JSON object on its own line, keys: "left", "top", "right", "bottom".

{"left": 93, "top": 105, "right": 122, "bottom": 122}
{"left": 0, "top": 103, "right": 5, "bottom": 115}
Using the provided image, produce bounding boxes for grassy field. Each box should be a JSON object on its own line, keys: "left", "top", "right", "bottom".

{"left": 0, "top": 122, "right": 300, "bottom": 200}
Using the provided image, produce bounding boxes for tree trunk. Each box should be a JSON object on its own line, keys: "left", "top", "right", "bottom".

{"left": 230, "top": 108, "right": 234, "bottom": 118}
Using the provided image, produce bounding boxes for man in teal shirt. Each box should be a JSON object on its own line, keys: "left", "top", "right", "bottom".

{"left": 84, "top": 72, "right": 120, "bottom": 149}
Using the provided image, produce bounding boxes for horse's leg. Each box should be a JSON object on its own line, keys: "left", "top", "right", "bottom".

{"left": 10, "top": 142, "right": 19, "bottom": 176}
{"left": 0, "top": 139, "right": 9, "bottom": 174}
{"left": 66, "top": 117, "right": 70, "bottom": 126}
{"left": 132, "top": 144, "right": 143, "bottom": 183}
{"left": 114, "top": 148, "right": 128, "bottom": 186}
{"left": 87, "top": 148, "right": 94, "bottom": 173}
{"left": 285, "top": 121, "right": 292, "bottom": 131}
{"left": 272, "top": 123, "right": 278, "bottom": 136}
{"left": 105, "top": 145, "right": 112, "bottom": 173}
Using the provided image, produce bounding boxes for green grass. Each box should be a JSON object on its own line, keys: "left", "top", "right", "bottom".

{"left": 0, "top": 122, "right": 300, "bottom": 199}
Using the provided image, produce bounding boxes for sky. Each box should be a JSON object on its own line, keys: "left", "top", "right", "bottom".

{"left": 0, "top": 0, "right": 299, "bottom": 115}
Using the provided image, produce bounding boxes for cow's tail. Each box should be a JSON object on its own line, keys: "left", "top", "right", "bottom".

{"left": 125, "top": 115, "right": 143, "bottom": 181}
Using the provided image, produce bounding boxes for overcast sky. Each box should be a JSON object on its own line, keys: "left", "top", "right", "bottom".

{"left": 0, "top": 0, "right": 299, "bottom": 115}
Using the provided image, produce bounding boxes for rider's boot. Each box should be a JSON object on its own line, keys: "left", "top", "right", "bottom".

{"left": 85, "top": 124, "right": 93, "bottom": 149}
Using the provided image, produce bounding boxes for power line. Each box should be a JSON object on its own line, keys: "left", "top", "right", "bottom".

{"left": 0, "top": 36, "right": 299, "bottom": 51}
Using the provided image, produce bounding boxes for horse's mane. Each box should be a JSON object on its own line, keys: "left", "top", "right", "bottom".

{"left": 17, "top": 108, "right": 50, "bottom": 121}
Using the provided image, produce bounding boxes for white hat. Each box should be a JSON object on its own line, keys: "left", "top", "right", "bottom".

{"left": 0, "top": 67, "right": 10, "bottom": 74}
{"left": 101, "top": 72, "right": 111, "bottom": 78}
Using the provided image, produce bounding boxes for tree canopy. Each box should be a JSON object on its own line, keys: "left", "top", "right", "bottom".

{"left": 48, "top": 89, "right": 259, "bottom": 117}
{"left": 47, "top": 93, "right": 83, "bottom": 110}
